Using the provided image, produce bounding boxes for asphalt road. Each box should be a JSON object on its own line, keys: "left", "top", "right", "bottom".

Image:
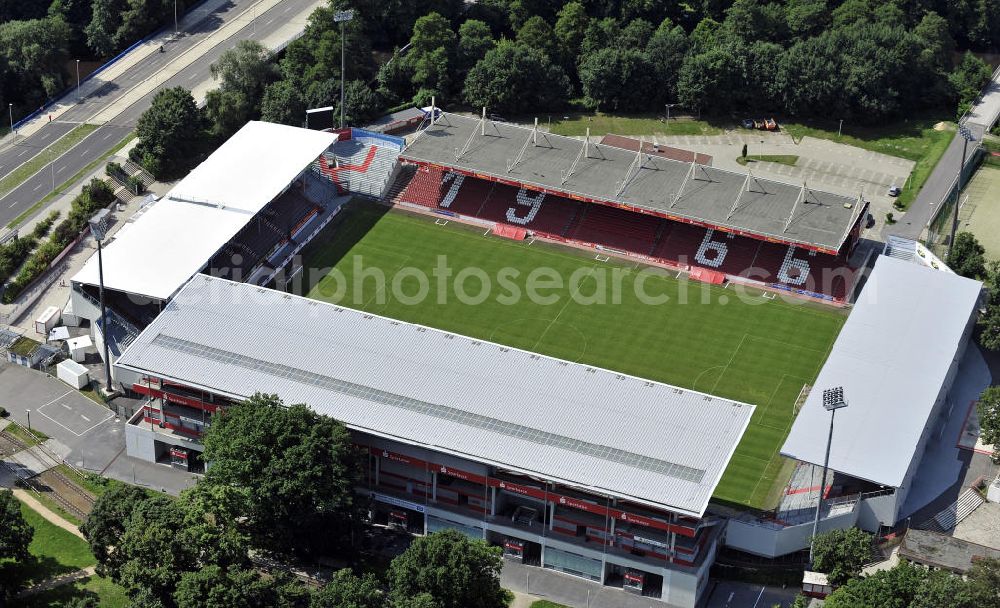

{"left": 885, "top": 122, "right": 986, "bottom": 240}
{"left": 0, "top": 0, "right": 319, "bottom": 228}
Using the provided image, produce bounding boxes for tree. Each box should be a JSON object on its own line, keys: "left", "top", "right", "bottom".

{"left": 201, "top": 393, "right": 364, "bottom": 558}
{"left": 457, "top": 19, "right": 494, "bottom": 74}
{"left": 0, "top": 17, "right": 72, "bottom": 102}
{"left": 81, "top": 483, "right": 152, "bottom": 579}
{"left": 979, "top": 262, "right": 1000, "bottom": 352}
{"left": 339, "top": 80, "right": 382, "bottom": 126}
{"left": 0, "top": 489, "right": 32, "bottom": 562}
{"left": 311, "top": 569, "right": 382, "bottom": 608}
{"left": 85, "top": 0, "right": 124, "bottom": 56}
{"left": 393, "top": 594, "right": 440, "bottom": 608}
{"left": 911, "top": 569, "right": 975, "bottom": 608}
{"left": 966, "top": 557, "right": 1000, "bottom": 607}
{"left": 554, "top": 2, "right": 589, "bottom": 62}
{"left": 950, "top": 51, "right": 992, "bottom": 110}
{"left": 173, "top": 566, "right": 309, "bottom": 608}
{"left": 387, "top": 529, "right": 506, "bottom": 608}
{"left": 463, "top": 41, "right": 570, "bottom": 114}
{"left": 810, "top": 528, "right": 873, "bottom": 586}
{"left": 409, "top": 12, "right": 456, "bottom": 58}
{"left": 579, "top": 48, "right": 656, "bottom": 112}
{"left": 517, "top": 16, "right": 557, "bottom": 59}
{"left": 129, "top": 87, "right": 209, "bottom": 179}
{"left": 977, "top": 386, "right": 1000, "bottom": 463}
{"left": 948, "top": 232, "right": 987, "bottom": 278}
{"left": 645, "top": 19, "right": 688, "bottom": 103}
{"left": 261, "top": 80, "right": 306, "bottom": 127}
{"left": 824, "top": 560, "right": 928, "bottom": 608}
{"left": 205, "top": 39, "right": 279, "bottom": 138}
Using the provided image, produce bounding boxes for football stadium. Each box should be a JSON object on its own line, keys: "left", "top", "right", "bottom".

{"left": 66, "top": 112, "right": 986, "bottom": 607}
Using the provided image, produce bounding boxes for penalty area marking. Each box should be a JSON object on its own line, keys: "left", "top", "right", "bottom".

{"left": 483, "top": 228, "right": 491, "bottom": 236}
{"left": 434, "top": 219, "right": 449, "bottom": 226}
{"left": 762, "top": 291, "right": 777, "bottom": 300}
{"left": 594, "top": 254, "right": 610, "bottom": 262}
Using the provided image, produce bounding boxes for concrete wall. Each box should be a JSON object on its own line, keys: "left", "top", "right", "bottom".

{"left": 856, "top": 492, "right": 900, "bottom": 531}
{"left": 125, "top": 411, "right": 158, "bottom": 462}
{"left": 724, "top": 507, "right": 859, "bottom": 558}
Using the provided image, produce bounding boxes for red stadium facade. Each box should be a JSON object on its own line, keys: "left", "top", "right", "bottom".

{"left": 392, "top": 163, "right": 866, "bottom": 303}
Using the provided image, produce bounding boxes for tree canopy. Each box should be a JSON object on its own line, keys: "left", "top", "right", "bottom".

{"left": 0, "top": 489, "right": 32, "bottom": 568}
{"left": 463, "top": 40, "right": 570, "bottom": 114}
{"left": 201, "top": 393, "right": 364, "bottom": 559}
{"left": 823, "top": 558, "right": 1000, "bottom": 608}
{"left": 129, "top": 86, "right": 209, "bottom": 179}
{"left": 977, "top": 386, "right": 1000, "bottom": 463}
{"left": 387, "top": 529, "right": 507, "bottom": 608}
{"left": 811, "top": 528, "right": 873, "bottom": 586}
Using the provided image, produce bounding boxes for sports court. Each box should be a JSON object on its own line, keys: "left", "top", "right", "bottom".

{"left": 958, "top": 165, "right": 1000, "bottom": 258}
{"left": 299, "top": 204, "right": 847, "bottom": 510}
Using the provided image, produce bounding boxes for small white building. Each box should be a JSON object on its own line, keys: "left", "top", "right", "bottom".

{"left": 57, "top": 359, "right": 90, "bottom": 389}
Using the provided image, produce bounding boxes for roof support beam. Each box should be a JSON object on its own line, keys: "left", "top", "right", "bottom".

{"left": 729, "top": 171, "right": 766, "bottom": 220}
{"left": 671, "top": 161, "right": 712, "bottom": 207}
{"left": 784, "top": 181, "right": 810, "bottom": 233}
{"left": 616, "top": 137, "right": 648, "bottom": 198}
{"left": 562, "top": 127, "right": 593, "bottom": 185}
{"left": 456, "top": 107, "right": 488, "bottom": 161}
{"left": 835, "top": 189, "right": 866, "bottom": 247}
{"left": 507, "top": 117, "right": 541, "bottom": 173}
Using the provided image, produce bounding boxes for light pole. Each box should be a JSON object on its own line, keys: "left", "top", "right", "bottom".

{"left": 8, "top": 103, "right": 13, "bottom": 138}
{"left": 949, "top": 124, "right": 977, "bottom": 260}
{"left": 174, "top": 0, "right": 178, "bottom": 35}
{"left": 25, "top": 409, "right": 31, "bottom": 433}
{"left": 334, "top": 10, "right": 354, "bottom": 129}
{"left": 665, "top": 103, "right": 677, "bottom": 121}
{"left": 76, "top": 59, "right": 81, "bottom": 103}
{"left": 838, "top": 119, "right": 843, "bottom": 138}
{"left": 89, "top": 213, "right": 113, "bottom": 394}
{"left": 809, "top": 386, "right": 848, "bottom": 567}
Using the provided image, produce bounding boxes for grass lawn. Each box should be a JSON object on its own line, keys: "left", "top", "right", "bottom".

{"left": 54, "top": 464, "right": 110, "bottom": 498}
{"left": 0, "top": 502, "right": 95, "bottom": 588}
{"left": 782, "top": 117, "right": 955, "bottom": 209}
{"left": 11, "top": 575, "right": 128, "bottom": 608}
{"left": 548, "top": 113, "right": 722, "bottom": 137}
{"left": 0, "top": 124, "right": 98, "bottom": 198}
{"left": 530, "top": 602, "right": 570, "bottom": 608}
{"left": 736, "top": 154, "right": 799, "bottom": 167}
{"left": 301, "top": 204, "right": 845, "bottom": 509}
{"left": 4, "top": 422, "right": 49, "bottom": 447}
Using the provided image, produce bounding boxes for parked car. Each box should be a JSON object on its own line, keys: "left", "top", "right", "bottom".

{"left": 742, "top": 118, "right": 755, "bottom": 129}
{"left": 888, "top": 185, "right": 902, "bottom": 197}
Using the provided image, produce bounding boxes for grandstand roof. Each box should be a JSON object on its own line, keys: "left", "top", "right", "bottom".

{"left": 400, "top": 112, "right": 864, "bottom": 253}
{"left": 167, "top": 121, "right": 336, "bottom": 212}
{"left": 116, "top": 274, "right": 756, "bottom": 517}
{"left": 781, "top": 256, "right": 983, "bottom": 488}
{"left": 72, "top": 122, "right": 336, "bottom": 300}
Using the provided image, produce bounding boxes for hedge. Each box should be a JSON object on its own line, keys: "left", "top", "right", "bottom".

{"left": 2, "top": 179, "right": 115, "bottom": 303}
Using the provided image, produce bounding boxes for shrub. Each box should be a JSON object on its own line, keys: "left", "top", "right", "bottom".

{"left": 31, "top": 210, "right": 61, "bottom": 239}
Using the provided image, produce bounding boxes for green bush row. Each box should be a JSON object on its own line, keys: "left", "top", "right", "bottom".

{"left": 2, "top": 179, "right": 115, "bottom": 304}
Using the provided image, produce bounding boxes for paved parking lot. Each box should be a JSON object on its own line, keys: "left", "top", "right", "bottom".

{"left": 0, "top": 362, "right": 196, "bottom": 494}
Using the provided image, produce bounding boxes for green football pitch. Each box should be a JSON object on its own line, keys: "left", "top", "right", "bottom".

{"left": 299, "top": 202, "right": 846, "bottom": 510}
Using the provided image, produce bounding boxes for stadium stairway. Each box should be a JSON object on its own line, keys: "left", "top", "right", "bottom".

{"left": 383, "top": 164, "right": 417, "bottom": 204}
{"left": 884, "top": 235, "right": 917, "bottom": 262}
{"left": 922, "top": 488, "right": 984, "bottom": 532}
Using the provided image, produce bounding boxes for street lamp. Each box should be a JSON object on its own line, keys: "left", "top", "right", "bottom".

{"left": 665, "top": 103, "right": 677, "bottom": 121}
{"left": 76, "top": 59, "right": 81, "bottom": 103}
{"left": 949, "top": 124, "right": 977, "bottom": 260}
{"left": 89, "top": 213, "right": 113, "bottom": 394}
{"left": 334, "top": 10, "right": 354, "bottom": 129}
{"left": 809, "top": 386, "right": 848, "bottom": 567}
{"left": 174, "top": 0, "right": 179, "bottom": 35}
{"left": 838, "top": 119, "right": 843, "bottom": 138}
{"left": 8, "top": 103, "right": 13, "bottom": 138}
{"left": 25, "top": 409, "right": 31, "bottom": 432}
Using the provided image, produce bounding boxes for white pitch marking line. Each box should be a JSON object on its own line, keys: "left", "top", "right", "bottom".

{"left": 77, "top": 412, "right": 115, "bottom": 436}
{"left": 35, "top": 408, "right": 84, "bottom": 437}
{"left": 61, "top": 403, "right": 71, "bottom": 410}
{"left": 80, "top": 414, "right": 90, "bottom": 422}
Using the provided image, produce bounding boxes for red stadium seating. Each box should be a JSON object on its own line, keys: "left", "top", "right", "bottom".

{"left": 393, "top": 167, "right": 856, "bottom": 301}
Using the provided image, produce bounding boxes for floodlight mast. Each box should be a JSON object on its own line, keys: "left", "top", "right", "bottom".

{"left": 89, "top": 214, "right": 113, "bottom": 394}
{"left": 334, "top": 10, "right": 354, "bottom": 129}
{"left": 948, "top": 124, "right": 977, "bottom": 260}
{"left": 809, "top": 386, "right": 848, "bottom": 567}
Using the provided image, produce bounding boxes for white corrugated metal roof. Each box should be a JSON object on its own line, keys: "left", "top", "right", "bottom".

{"left": 781, "top": 256, "right": 983, "bottom": 488}
{"left": 117, "top": 275, "right": 755, "bottom": 517}
{"left": 167, "top": 121, "right": 336, "bottom": 212}
{"left": 71, "top": 122, "right": 337, "bottom": 300}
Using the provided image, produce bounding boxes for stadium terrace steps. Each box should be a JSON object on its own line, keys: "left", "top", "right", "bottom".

{"left": 313, "top": 139, "right": 401, "bottom": 198}
{"left": 923, "top": 488, "right": 985, "bottom": 532}
{"left": 388, "top": 164, "right": 857, "bottom": 301}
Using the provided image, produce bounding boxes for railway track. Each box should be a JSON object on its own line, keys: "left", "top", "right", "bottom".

{"left": 0, "top": 429, "right": 96, "bottom": 522}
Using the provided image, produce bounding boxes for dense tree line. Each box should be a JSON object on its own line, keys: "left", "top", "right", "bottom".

{"left": 0, "top": 0, "right": 187, "bottom": 121}
{"left": 79, "top": 393, "right": 508, "bottom": 608}
{"left": 307, "top": 0, "right": 996, "bottom": 124}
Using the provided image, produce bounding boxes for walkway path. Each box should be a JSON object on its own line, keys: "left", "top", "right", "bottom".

{"left": 15, "top": 566, "right": 96, "bottom": 598}
{"left": 13, "top": 487, "right": 86, "bottom": 539}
